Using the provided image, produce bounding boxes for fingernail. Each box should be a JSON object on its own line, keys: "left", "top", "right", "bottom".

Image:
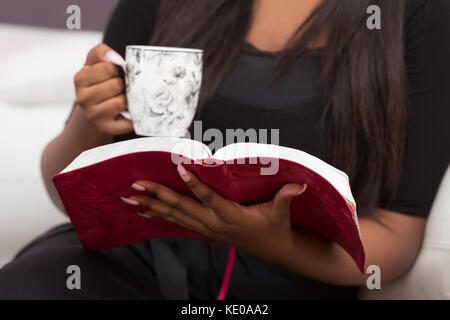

{"left": 120, "top": 196, "right": 139, "bottom": 206}
{"left": 137, "top": 212, "right": 152, "bottom": 219}
{"left": 295, "top": 184, "right": 308, "bottom": 196}
{"left": 131, "top": 183, "right": 146, "bottom": 191}
{"left": 177, "top": 163, "right": 190, "bottom": 182}
{"left": 105, "top": 50, "right": 126, "bottom": 67}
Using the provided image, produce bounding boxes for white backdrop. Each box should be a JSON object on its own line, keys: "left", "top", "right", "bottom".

{"left": 0, "top": 24, "right": 101, "bottom": 267}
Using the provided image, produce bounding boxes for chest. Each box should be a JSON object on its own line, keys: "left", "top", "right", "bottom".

{"left": 199, "top": 48, "right": 329, "bottom": 158}
{"left": 245, "top": 0, "right": 323, "bottom": 53}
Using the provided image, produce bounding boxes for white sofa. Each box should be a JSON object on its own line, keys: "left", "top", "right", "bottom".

{"left": 0, "top": 24, "right": 102, "bottom": 267}
{"left": 359, "top": 166, "right": 450, "bottom": 299}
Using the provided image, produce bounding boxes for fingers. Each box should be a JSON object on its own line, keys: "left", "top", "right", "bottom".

{"left": 81, "top": 94, "right": 132, "bottom": 134}
{"left": 104, "top": 50, "right": 126, "bottom": 68}
{"left": 85, "top": 43, "right": 115, "bottom": 66}
{"left": 176, "top": 164, "right": 237, "bottom": 221}
{"left": 125, "top": 193, "right": 216, "bottom": 238}
{"left": 272, "top": 184, "right": 307, "bottom": 219}
{"left": 129, "top": 180, "right": 224, "bottom": 231}
{"left": 73, "top": 44, "right": 131, "bottom": 136}
{"left": 76, "top": 77, "right": 124, "bottom": 107}
{"left": 84, "top": 94, "right": 127, "bottom": 120}
{"left": 74, "top": 62, "right": 119, "bottom": 87}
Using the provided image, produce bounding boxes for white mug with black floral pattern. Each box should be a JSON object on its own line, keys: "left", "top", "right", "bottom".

{"left": 122, "top": 45, "right": 203, "bottom": 137}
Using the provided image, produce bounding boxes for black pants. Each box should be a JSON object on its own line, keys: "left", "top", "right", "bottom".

{"left": 0, "top": 223, "right": 356, "bottom": 299}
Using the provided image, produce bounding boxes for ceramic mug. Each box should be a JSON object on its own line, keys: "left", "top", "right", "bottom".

{"left": 121, "top": 45, "right": 203, "bottom": 137}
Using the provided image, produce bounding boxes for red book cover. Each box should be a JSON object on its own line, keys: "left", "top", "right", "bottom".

{"left": 53, "top": 138, "right": 365, "bottom": 272}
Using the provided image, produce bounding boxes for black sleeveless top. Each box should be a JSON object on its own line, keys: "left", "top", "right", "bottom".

{"left": 103, "top": 0, "right": 450, "bottom": 218}
{"left": 74, "top": 0, "right": 450, "bottom": 299}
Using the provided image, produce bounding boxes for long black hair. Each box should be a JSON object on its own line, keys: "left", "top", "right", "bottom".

{"left": 150, "top": 0, "right": 409, "bottom": 215}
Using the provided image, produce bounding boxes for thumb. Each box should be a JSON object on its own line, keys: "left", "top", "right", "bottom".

{"left": 104, "top": 50, "right": 126, "bottom": 69}
{"left": 85, "top": 44, "right": 125, "bottom": 67}
{"left": 272, "top": 183, "right": 307, "bottom": 218}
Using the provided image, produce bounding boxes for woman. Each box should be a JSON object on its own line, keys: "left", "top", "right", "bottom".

{"left": 0, "top": 0, "right": 449, "bottom": 299}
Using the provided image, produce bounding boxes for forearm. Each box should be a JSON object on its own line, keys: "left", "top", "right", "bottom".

{"left": 270, "top": 212, "right": 425, "bottom": 286}
{"left": 276, "top": 228, "right": 366, "bottom": 286}
{"left": 40, "top": 104, "right": 114, "bottom": 212}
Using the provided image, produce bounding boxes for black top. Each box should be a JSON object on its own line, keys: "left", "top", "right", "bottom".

{"left": 101, "top": 0, "right": 450, "bottom": 218}
{"left": 77, "top": 0, "right": 450, "bottom": 300}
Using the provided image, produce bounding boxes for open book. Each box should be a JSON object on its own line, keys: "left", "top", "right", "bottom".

{"left": 53, "top": 137, "right": 365, "bottom": 271}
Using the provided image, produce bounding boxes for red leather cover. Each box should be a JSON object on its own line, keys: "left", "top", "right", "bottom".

{"left": 53, "top": 151, "right": 365, "bottom": 272}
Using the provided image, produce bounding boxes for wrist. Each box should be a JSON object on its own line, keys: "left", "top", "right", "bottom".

{"left": 241, "top": 231, "right": 296, "bottom": 269}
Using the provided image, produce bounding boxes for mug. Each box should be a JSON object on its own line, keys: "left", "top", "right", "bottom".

{"left": 122, "top": 45, "right": 203, "bottom": 137}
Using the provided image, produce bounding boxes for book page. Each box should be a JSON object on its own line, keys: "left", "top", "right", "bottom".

{"left": 213, "top": 143, "right": 356, "bottom": 206}
{"left": 61, "top": 137, "right": 211, "bottom": 173}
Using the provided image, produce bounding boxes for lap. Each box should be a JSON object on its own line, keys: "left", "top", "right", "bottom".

{"left": 0, "top": 223, "right": 357, "bottom": 300}
{"left": 0, "top": 223, "right": 163, "bottom": 299}
{"left": 227, "top": 249, "right": 357, "bottom": 299}
{"left": 200, "top": 242, "right": 357, "bottom": 300}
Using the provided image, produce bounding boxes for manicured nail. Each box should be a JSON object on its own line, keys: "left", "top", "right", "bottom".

{"left": 296, "top": 184, "right": 308, "bottom": 196}
{"left": 105, "top": 50, "right": 126, "bottom": 67}
{"left": 177, "top": 163, "right": 190, "bottom": 182}
{"left": 120, "top": 196, "right": 139, "bottom": 206}
{"left": 131, "top": 183, "right": 146, "bottom": 191}
{"left": 137, "top": 212, "right": 152, "bottom": 219}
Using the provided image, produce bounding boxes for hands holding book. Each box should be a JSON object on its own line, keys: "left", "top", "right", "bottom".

{"left": 122, "top": 163, "right": 307, "bottom": 264}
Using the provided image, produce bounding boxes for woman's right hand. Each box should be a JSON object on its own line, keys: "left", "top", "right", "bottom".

{"left": 74, "top": 43, "right": 133, "bottom": 135}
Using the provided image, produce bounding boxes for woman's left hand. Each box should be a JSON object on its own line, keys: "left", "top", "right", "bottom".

{"left": 121, "top": 163, "right": 307, "bottom": 263}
